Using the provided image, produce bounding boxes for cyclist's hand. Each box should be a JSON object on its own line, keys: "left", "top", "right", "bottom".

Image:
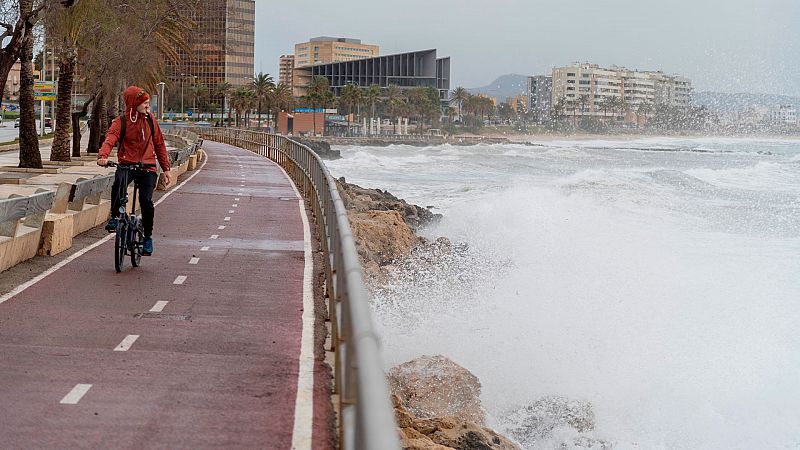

{"left": 163, "top": 170, "right": 172, "bottom": 185}
{"left": 97, "top": 158, "right": 108, "bottom": 167}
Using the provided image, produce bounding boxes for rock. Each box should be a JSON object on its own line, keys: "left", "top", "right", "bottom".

{"left": 348, "top": 210, "right": 422, "bottom": 274}
{"left": 292, "top": 138, "right": 341, "bottom": 159}
{"left": 414, "top": 416, "right": 520, "bottom": 450}
{"left": 336, "top": 177, "right": 441, "bottom": 230}
{"left": 500, "top": 396, "right": 605, "bottom": 448}
{"left": 388, "top": 355, "right": 486, "bottom": 426}
{"left": 393, "top": 395, "right": 520, "bottom": 450}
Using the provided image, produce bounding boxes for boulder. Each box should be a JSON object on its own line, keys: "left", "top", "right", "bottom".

{"left": 348, "top": 210, "right": 422, "bottom": 276}
{"left": 393, "top": 395, "right": 520, "bottom": 450}
{"left": 500, "top": 396, "right": 608, "bottom": 449}
{"left": 337, "top": 177, "right": 441, "bottom": 230}
{"left": 388, "top": 355, "right": 486, "bottom": 426}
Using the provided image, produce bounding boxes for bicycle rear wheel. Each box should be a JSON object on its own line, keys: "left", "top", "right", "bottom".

{"left": 130, "top": 222, "right": 143, "bottom": 267}
{"left": 115, "top": 224, "right": 127, "bottom": 273}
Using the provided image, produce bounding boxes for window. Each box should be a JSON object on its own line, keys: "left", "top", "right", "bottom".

{"left": 567, "top": 72, "right": 576, "bottom": 77}
{"left": 579, "top": 80, "right": 590, "bottom": 85}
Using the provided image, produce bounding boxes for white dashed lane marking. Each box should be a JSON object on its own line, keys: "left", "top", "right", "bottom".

{"left": 210, "top": 234, "right": 219, "bottom": 240}
{"left": 114, "top": 335, "right": 140, "bottom": 352}
{"left": 229, "top": 210, "right": 235, "bottom": 213}
{"left": 224, "top": 217, "right": 231, "bottom": 221}
{"left": 60, "top": 384, "right": 92, "bottom": 405}
{"left": 235, "top": 198, "right": 240, "bottom": 201}
{"left": 201, "top": 246, "right": 210, "bottom": 252}
{"left": 150, "top": 301, "right": 168, "bottom": 312}
{"left": 218, "top": 225, "right": 225, "bottom": 230}
{"left": 189, "top": 257, "right": 200, "bottom": 265}
{"left": 173, "top": 276, "right": 187, "bottom": 285}
{"left": 232, "top": 204, "right": 238, "bottom": 207}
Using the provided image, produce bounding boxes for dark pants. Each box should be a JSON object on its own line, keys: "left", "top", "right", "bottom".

{"left": 110, "top": 170, "right": 158, "bottom": 238}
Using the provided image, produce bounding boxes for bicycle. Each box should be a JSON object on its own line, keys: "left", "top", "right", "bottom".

{"left": 106, "top": 161, "right": 156, "bottom": 272}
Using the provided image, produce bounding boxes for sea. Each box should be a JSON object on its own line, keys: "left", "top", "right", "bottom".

{"left": 325, "top": 136, "right": 800, "bottom": 450}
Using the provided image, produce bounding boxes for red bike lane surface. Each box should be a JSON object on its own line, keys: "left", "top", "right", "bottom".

{"left": 0, "top": 141, "right": 332, "bottom": 449}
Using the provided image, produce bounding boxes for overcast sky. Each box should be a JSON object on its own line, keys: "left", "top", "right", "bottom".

{"left": 255, "top": 0, "right": 800, "bottom": 96}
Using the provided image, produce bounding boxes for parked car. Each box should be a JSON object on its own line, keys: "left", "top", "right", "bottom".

{"left": 14, "top": 118, "right": 20, "bottom": 128}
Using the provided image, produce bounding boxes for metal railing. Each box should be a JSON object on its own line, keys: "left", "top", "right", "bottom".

{"left": 197, "top": 128, "right": 400, "bottom": 450}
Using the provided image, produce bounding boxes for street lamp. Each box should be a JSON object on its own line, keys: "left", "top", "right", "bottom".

{"left": 156, "top": 82, "right": 165, "bottom": 121}
{"left": 180, "top": 73, "right": 185, "bottom": 120}
{"left": 192, "top": 75, "right": 198, "bottom": 117}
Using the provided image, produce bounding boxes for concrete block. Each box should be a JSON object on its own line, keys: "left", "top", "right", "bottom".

{"left": 39, "top": 213, "right": 74, "bottom": 256}
{"left": 71, "top": 203, "right": 101, "bottom": 235}
{"left": 187, "top": 154, "right": 197, "bottom": 171}
{"left": 0, "top": 225, "right": 42, "bottom": 272}
{"left": 157, "top": 162, "right": 188, "bottom": 191}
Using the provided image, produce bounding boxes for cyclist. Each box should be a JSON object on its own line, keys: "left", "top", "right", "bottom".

{"left": 97, "top": 85, "right": 172, "bottom": 256}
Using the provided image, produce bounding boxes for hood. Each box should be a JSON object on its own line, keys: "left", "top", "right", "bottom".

{"left": 123, "top": 85, "right": 150, "bottom": 111}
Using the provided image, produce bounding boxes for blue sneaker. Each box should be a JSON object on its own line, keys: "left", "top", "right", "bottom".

{"left": 105, "top": 218, "right": 118, "bottom": 232}
{"left": 143, "top": 237, "right": 153, "bottom": 256}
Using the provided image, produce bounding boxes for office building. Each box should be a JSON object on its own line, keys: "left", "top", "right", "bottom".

{"left": 526, "top": 75, "right": 552, "bottom": 120}
{"left": 294, "top": 37, "right": 379, "bottom": 67}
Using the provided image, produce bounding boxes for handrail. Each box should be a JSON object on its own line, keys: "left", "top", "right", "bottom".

{"left": 196, "top": 128, "right": 400, "bottom": 450}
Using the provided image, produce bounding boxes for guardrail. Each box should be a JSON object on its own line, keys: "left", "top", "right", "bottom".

{"left": 197, "top": 128, "right": 400, "bottom": 450}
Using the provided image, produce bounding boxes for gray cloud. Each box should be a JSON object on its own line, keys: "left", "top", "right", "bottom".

{"left": 256, "top": 0, "right": 799, "bottom": 95}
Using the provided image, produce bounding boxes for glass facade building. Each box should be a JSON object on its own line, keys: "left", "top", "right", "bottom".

{"left": 293, "top": 49, "right": 451, "bottom": 105}
{"left": 166, "top": 0, "right": 255, "bottom": 107}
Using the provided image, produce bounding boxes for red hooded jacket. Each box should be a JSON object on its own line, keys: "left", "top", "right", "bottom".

{"left": 99, "top": 86, "right": 170, "bottom": 172}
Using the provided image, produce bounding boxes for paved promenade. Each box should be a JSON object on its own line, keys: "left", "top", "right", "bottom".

{"left": 0, "top": 141, "right": 332, "bottom": 449}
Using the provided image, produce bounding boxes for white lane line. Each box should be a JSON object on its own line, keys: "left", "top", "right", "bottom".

{"left": 114, "top": 335, "right": 140, "bottom": 352}
{"left": 290, "top": 194, "right": 316, "bottom": 449}
{"left": 235, "top": 198, "right": 240, "bottom": 201}
{"left": 0, "top": 154, "right": 210, "bottom": 306}
{"left": 224, "top": 217, "right": 231, "bottom": 221}
{"left": 189, "top": 257, "right": 200, "bottom": 265}
{"left": 218, "top": 225, "right": 225, "bottom": 230}
{"left": 173, "top": 275, "right": 187, "bottom": 285}
{"left": 228, "top": 210, "right": 235, "bottom": 213}
{"left": 150, "top": 301, "right": 168, "bottom": 312}
{"left": 210, "top": 234, "right": 219, "bottom": 240}
{"left": 60, "top": 384, "right": 92, "bottom": 405}
{"left": 232, "top": 204, "right": 238, "bottom": 207}
{"left": 200, "top": 246, "right": 210, "bottom": 252}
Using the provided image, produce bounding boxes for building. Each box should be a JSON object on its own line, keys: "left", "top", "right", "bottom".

{"left": 293, "top": 49, "right": 451, "bottom": 107}
{"left": 4, "top": 60, "right": 21, "bottom": 101}
{"left": 294, "top": 37, "right": 379, "bottom": 67}
{"left": 526, "top": 75, "right": 552, "bottom": 120}
{"left": 279, "top": 55, "right": 295, "bottom": 88}
{"left": 769, "top": 105, "right": 797, "bottom": 125}
{"left": 166, "top": 0, "right": 255, "bottom": 112}
{"left": 505, "top": 95, "right": 526, "bottom": 114}
{"left": 551, "top": 63, "right": 692, "bottom": 121}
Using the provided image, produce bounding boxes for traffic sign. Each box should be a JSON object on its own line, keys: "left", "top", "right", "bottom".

{"left": 34, "top": 92, "right": 57, "bottom": 101}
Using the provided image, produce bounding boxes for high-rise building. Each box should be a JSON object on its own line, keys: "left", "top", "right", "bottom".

{"left": 769, "top": 105, "right": 797, "bottom": 125}
{"left": 551, "top": 63, "right": 692, "bottom": 120}
{"left": 526, "top": 75, "right": 552, "bottom": 120}
{"left": 166, "top": 0, "right": 255, "bottom": 112}
{"left": 279, "top": 55, "right": 295, "bottom": 88}
{"left": 294, "top": 37, "right": 379, "bottom": 67}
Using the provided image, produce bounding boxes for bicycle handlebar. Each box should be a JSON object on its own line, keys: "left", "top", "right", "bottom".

{"left": 107, "top": 161, "right": 157, "bottom": 169}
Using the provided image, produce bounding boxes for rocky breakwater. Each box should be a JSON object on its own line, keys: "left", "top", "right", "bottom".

{"left": 336, "top": 179, "right": 519, "bottom": 449}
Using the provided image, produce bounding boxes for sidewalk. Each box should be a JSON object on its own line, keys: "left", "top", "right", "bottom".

{"left": 0, "top": 141, "right": 333, "bottom": 449}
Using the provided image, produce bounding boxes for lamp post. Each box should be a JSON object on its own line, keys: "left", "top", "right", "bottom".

{"left": 180, "top": 73, "right": 185, "bottom": 120}
{"left": 156, "top": 81, "right": 165, "bottom": 121}
{"left": 192, "top": 75, "right": 198, "bottom": 118}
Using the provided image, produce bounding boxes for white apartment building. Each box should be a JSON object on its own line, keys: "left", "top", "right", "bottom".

{"left": 551, "top": 63, "right": 692, "bottom": 120}
{"left": 769, "top": 105, "right": 797, "bottom": 125}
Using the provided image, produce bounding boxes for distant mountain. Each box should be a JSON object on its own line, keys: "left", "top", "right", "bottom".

{"left": 693, "top": 91, "right": 799, "bottom": 115}
{"left": 465, "top": 74, "right": 529, "bottom": 101}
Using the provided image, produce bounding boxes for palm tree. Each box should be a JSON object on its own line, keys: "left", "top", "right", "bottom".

{"left": 230, "top": 87, "right": 254, "bottom": 128}
{"left": 250, "top": 72, "right": 275, "bottom": 128}
{"left": 450, "top": 86, "right": 469, "bottom": 122}
{"left": 364, "top": 84, "right": 381, "bottom": 120}
{"left": 271, "top": 82, "right": 293, "bottom": 117}
{"left": 191, "top": 83, "right": 209, "bottom": 117}
{"left": 215, "top": 81, "right": 232, "bottom": 126}
{"left": 17, "top": 0, "right": 41, "bottom": 168}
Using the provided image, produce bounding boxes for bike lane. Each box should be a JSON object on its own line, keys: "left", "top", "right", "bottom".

{"left": 0, "top": 141, "right": 333, "bottom": 449}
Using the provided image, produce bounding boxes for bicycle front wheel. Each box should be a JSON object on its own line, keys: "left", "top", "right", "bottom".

{"left": 130, "top": 222, "right": 143, "bottom": 267}
{"left": 115, "top": 225, "right": 127, "bottom": 273}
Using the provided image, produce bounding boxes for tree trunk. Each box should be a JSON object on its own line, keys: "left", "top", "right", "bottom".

{"left": 51, "top": 46, "right": 77, "bottom": 162}
{"left": 71, "top": 94, "right": 95, "bottom": 157}
{"left": 17, "top": 0, "right": 41, "bottom": 169}
{"left": 87, "top": 90, "right": 105, "bottom": 154}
